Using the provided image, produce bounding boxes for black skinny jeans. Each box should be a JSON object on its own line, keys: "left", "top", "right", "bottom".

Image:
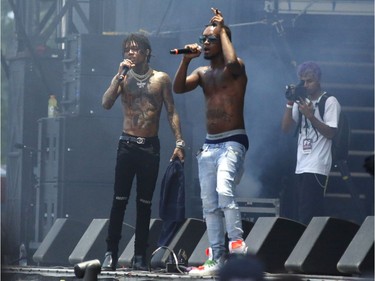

{"left": 106, "top": 135, "right": 160, "bottom": 257}
{"left": 297, "top": 172, "right": 327, "bottom": 225}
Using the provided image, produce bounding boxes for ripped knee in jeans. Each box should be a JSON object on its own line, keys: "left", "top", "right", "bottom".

{"left": 138, "top": 198, "right": 152, "bottom": 205}
{"left": 115, "top": 196, "right": 128, "bottom": 201}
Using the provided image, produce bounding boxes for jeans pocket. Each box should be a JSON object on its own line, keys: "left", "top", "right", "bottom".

{"left": 225, "top": 145, "right": 245, "bottom": 184}
{"left": 196, "top": 148, "right": 203, "bottom": 159}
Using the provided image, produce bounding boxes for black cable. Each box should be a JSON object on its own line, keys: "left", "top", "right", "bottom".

{"left": 149, "top": 246, "right": 187, "bottom": 274}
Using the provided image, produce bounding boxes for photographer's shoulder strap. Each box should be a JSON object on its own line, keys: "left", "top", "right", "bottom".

{"left": 317, "top": 92, "right": 330, "bottom": 121}
{"left": 294, "top": 111, "right": 302, "bottom": 137}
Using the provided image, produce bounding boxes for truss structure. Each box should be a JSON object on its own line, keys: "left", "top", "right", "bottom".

{"left": 266, "top": 0, "right": 374, "bottom": 16}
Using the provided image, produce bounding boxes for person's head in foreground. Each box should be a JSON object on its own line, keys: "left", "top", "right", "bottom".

{"left": 219, "top": 254, "right": 265, "bottom": 281}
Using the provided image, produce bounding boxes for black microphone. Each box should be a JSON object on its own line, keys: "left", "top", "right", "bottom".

{"left": 170, "top": 48, "right": 196, "bottom": 55}
{"left": 118, "top": 66, "right": 130, "bottom": 81}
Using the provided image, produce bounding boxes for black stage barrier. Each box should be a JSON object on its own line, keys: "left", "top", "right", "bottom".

{"left": 285, "top": 216, "right": 360, "bottom": 275}
{"left": 245, "top": 217, "right": 307, "bottom": 273}
{"left": 337, "top": 216, "right": 374, "bottom": 276}
{"left": 150, "top": 218, "right": 206, "bottom": 269}
{"left": 33, "top": 218, "right": 88, "bottom": 266}
{"left": 68, "top": 218, "right": 133, "bottom": 265}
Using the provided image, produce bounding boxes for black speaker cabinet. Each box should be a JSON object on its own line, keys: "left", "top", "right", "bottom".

{"left": 37, "top": 116, "right": 121, "bottom": 183}
{"left": 118, "top": 218, "right": 163, "bottom": 268}
{"left": 337, "top": 216, "right": 374, "bottom": 275}
{"left": 34, "top": 181, "right": 113, "bottom": 241}
{"left": 285, "top": 217, "right": 360, "bottom": 275}
{"left": 188, "top": 220, "right": 254, "bottom": 267}
{"left": 245, "top": 217, "right": 306, "bottom": 273}
{"left": 69, "top": 218, "right": 134, "bottom": 265}
{"left": 150, "top": 218, "right": 206, "bottom": 269}
{"left": 6, "top": 55, "right": 63, "bottom": 260}
{"left": 33, "top": 218, "right": 88, "bottom": 266}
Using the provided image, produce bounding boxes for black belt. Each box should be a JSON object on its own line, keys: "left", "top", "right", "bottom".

{"left": 119, "top": 135, "right": 146, "bottom": 144}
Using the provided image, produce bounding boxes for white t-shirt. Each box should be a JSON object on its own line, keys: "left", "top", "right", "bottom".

{"left": 292, "top": 94, "right": 341, "bottom": 176}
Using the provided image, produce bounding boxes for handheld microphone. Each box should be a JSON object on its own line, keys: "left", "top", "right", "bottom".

{"left": 118, "top": 66, "right": 130, "bottom": 81}
{"left": 170, "top": 48, "right": 199, "bottom": 55}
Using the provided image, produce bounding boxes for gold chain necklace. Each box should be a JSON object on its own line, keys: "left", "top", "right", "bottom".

{"left": 129, "top": 68, "right": 153, "bottom": 88}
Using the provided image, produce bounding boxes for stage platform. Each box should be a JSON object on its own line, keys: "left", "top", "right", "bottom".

{"left": 2, "top": 265, "right": 373, "bottom": 281}
{"left": 2, "top": 217, "right": 374, "bottom": 281}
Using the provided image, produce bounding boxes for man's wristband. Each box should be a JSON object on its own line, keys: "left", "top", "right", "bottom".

{"left": 176, "top": 139, "right": 185, "bottom": 149}
{"left": 286, "top": 104, "right": 293, "bottom": 109}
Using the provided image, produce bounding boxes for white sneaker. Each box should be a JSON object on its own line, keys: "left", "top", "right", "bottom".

{"left": 189, "top": 247, "right": 221, "bottom": 277}
{"left": 188, "top": 259, "right": 221, "bottom": 277}
{"left": 229, "top": 239, "right": 248, "bottom": 254}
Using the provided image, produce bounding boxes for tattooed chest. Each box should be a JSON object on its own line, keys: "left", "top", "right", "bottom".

{"left": 125, "top": 81, "right": 162, "bottom": 105}
{"left": 123, "top": 88, "right": 162, "bottom": 128}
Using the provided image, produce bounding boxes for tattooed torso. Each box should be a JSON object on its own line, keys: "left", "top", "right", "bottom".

{"left": 121, "top": 70, "right": 168, "bottom": 137}
{"left": 199, "top": 65, "right": 247, "bottom": 134}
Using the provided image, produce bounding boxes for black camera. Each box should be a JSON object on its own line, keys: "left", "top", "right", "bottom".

{"left": 285, "top": 80, "right": 307, "bottom": 102}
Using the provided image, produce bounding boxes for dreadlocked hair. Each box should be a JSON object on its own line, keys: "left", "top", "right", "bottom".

{"left": 122, "top": 33, "right": 152, "bottom": 62}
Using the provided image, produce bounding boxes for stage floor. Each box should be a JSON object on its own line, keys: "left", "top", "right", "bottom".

{"left": 2, "top": 265, "right": 373, "bottom": 281}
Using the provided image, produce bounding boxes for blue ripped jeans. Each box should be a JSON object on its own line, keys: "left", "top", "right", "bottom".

{"left": 197, "top": 141, "right": 246, "bottom": 261}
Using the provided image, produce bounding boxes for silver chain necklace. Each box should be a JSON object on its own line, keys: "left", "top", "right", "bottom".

{"left": 129, "top": 68, "right": 153, "bottom": 88}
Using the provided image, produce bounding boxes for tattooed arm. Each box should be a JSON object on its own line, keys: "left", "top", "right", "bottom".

{"left": 102, "top": 75, "right": 122, "bottom": 110}
{"left": 161, "top": 72, "right": 185, "bottom": 162}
